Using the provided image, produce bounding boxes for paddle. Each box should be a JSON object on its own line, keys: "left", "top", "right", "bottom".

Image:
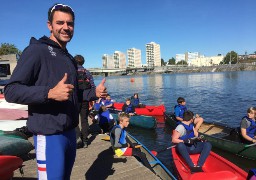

{"left": 100, "top": 136, "right": 142, "bottom": 148}
{"left": 151, "top": 145, "right": 176, "bottom": 156}
{"left": 244, "top": 142, "right": 256, "bottom": 148}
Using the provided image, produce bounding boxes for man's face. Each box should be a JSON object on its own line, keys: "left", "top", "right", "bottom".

{"left": 48, "top": 11, "right": 74, "bottom": 48}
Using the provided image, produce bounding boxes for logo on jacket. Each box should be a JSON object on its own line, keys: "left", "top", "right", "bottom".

{"left": 48, "top": 46, "right": 56, "bottom": 56}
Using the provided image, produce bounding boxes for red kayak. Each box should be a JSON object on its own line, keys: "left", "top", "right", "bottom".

{"left": 113, "top": 102, "right": 166, "bottom": 116}
{"left": 0, "top": 156, "right": 23, "bottom": 180}
{"left": 0, "top": 94, "right": 4, "bottom": 99}
{"left": 172, "top": 148, "right": 247, "bottom": 180}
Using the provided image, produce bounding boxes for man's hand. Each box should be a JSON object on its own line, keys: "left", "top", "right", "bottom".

{"left": 48, "top": 73, "right": 74, "bottom": 101}
{"left": 96, "top": 78, "right": 107, "bottom": 98}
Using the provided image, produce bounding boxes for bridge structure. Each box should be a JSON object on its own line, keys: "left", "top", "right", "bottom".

{"left": 87, "top": 67, "right": 154, "bottom": 76}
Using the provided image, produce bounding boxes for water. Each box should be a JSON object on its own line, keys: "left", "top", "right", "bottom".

{"left": 94, "top": 71, "right": 256, "bottom": 173}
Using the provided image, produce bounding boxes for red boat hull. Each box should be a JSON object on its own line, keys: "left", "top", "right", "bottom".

{"left": 0, "top": 156, "right": 23, "bottom": 180}
{"left": 113, "top": 102, "right": 165, "bottom": 116}
{"left": 172, "top": 148, "right": 247, "bottom": 180}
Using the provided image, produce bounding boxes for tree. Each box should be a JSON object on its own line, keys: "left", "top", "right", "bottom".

{"left": 161, "top": 58, "right": 166, "bottom": 66}
{"left": 176, "top": 60, "right": 187, "bottom": 65}
{"left": 221, "top": 51, "right": 238, "bottom": 64}
{"left": 168, "top": 57, "right": 176, "bottom": 65}
{"left": 0, "top": 43, "right": 21, "bottom": 55}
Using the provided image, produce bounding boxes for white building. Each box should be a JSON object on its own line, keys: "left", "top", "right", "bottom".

{"left": 146, "top": 42, "right": 161, "bottom": 67}
{"left": 191, "top": 55, "right": 224, "bottom": 66}
{"left": 175, "top": 54, "right": 186, "bottom": 63}
{"left": 176, "top": 52, "right": 204, "bottom": 65}
{"left": 113, "top": 51, "right": 126, "bottom": 68}
{"left": 127, "top": 48, "right": 142, "bottom": 68}
{"left": 102, "top": 54, "right": 115, "bottom": 68}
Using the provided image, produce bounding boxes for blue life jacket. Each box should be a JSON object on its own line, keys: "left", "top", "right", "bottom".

{"left": 243, "top": 116, "right": 256, "bottom": 138}
{"left": 132, "top": 98, "right": 140, "bottom": 107}
{"left": 111, "top": 125, "right": 127, "bottom": 144}
{"left": 179, "top": 122, "right": 195, "bottom": 140}
{"left": 94, "top": 102, "right": 101, "bottom": 111}
{"left": 99, "top": 110, "right": 111, "bottom": 125}
{"left": 174, "top": 104, "right": 187, "bottom": 118}
{"left": 104, "top": 99, "right": 113, "bottom": 107}
{"left": 125, "top": 104, "right": 133, "bottom": 113}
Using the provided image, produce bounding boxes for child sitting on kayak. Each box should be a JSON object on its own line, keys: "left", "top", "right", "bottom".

{"left": 110, "top": 112, "right": 154, "bottom": 173}
{"left": 131, "top": 93, "right": 145, "bottom": 108}
{"left": 172, "top": 110, "right": 212, "bottom": 173}
{"left": 174, "top": 97, "right": 203, "bottom": 131}
{"left": 240, "top": 107, "right": 256, "bottom": 144}
{"left": 122, "top": 98, "right": 136, "bottom": 116}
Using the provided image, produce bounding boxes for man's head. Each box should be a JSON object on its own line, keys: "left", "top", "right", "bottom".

{"left": 177, "top": 97, "right": 186, "bottom": 105}
{"left": 74, "top": 55, "right": 85, "bottom": 66}
{"left": 47, "top": 3, "right": 75, "bottom": 48}
{"left": 183, "top": 110, "right": 194, "bottom": 122}
{"left": 118, "top": 112, "right": 130, "bottom": 128}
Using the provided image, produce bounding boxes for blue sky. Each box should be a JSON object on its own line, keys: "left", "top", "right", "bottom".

{"left": 1, "top": 0, "right": 256, "bottom": 68}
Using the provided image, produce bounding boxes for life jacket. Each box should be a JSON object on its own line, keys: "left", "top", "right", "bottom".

{"left": 94, "top": 102, "right": 101, "bottom": 111}
{"left": 125, "top": 104, "right": 133, "bottom": 113}
{"left": 104, "top": 99, "right": 113, "bottom": 107}
{"left": 243, "top": 116, "right": 256, "bottom": 138}
{"left": 110, "top": 125, "right": 127, "bottom": 145}
{"left": 132, "top": 98, "right": 140, "bottom": 107}
{"left": 174, "top": 104, "right": 187, "bottom": 118}
{"left": 99, "top": 110, "right": 111, "bottom": 125}
{"left": 179, "top": 122, "right": 195, "bottom": 140}
{"left": 77, "top": 67, "right": 91, "bottom": 90}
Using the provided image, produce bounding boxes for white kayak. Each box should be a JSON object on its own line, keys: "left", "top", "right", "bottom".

{"left": 0, "top": 100, "right": 28, "bottom": 111}
{"left": 0, "top": 120, "right": 27, "bottom": 131}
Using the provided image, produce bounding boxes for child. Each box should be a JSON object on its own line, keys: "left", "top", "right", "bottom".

{"left": 174, "top": 97, "right": 203, "bottom": 131}
{"left": 240, "top": 107, "right": 256, "bottom": 144}
{"left": 102, "top": 94, "right": 114, "bottom": 108}
{"left": 95, "top": 105, "right": 115, "bottom": 133}
{"left": 110, "top": 113, "right": 154, "bottom": 172}
{"left": 172, "top": 110, "right": 212, "bottom": 173}
{"left": 122, "top": 98, "right": 136, "bottom": 116}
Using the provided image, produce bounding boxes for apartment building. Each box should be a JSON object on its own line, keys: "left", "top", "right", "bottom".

{"left": 113, "top": 51, "right": 126, "bottom": 68}
{"left": 191, "top": 55, "right": 224, "bottom": 66}
{"left": 127, "top": 48, "right": 142, "bottom": 68}
{"left": 146, "top": 42, "right": 161, "bottom": 67}
{"left": 102, "top": 54, "right": 115, "bottom": 68}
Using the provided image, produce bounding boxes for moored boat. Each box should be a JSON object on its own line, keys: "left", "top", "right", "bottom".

{"left": 172, "top": 147, "right": 247, "bottom": 180}
{"left": 113, "top": 102, "right": 165, "bottom": 116}
{"left": 164, "top": 112, "right": 256, "bottom": 160}
{"left": 0, "top": 120, "right": 27, "bottom": 131}
{"left": 128, "top": 133, "right": 177, "bottom": 179}
{"left": 0, "top": 130, "right": 28, "bottom": 139}
{"left": 0, "top": 155, "right": 23, "bottom": 180}
{"left": 0, "top": 136, "right": 34, "bottom": 157}
{"left": 111, "top": 113, "right": 157, "bottom": 129}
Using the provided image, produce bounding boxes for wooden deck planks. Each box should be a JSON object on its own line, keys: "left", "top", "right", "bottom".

{"left": 13, "top": 134, "right": 160, "bottom": 180}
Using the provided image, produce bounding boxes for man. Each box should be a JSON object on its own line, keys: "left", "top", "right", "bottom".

{"left": 4, "top": 3, "right": 106, "bottom": 179}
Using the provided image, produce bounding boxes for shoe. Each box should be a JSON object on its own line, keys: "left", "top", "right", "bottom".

{"left": 83, "top": 138, "right": 89, "bottom": 148}
{"left": 190, "top": 166, "right": 203, "bottom": 173}
{"left": 76, "top": 139, "right": 83, "bottom": 149}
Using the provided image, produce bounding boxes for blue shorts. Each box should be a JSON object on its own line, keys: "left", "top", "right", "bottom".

{"left": 34, "top": 129, "right": 76, "bottom": 180}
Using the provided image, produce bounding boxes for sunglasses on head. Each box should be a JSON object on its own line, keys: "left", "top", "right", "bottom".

{"left": 50, "top": 4, "right": 74, "bottom": 14}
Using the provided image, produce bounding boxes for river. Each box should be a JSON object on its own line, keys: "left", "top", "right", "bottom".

{"left": 94, "top": 71, "right": 256, "bottom": 174}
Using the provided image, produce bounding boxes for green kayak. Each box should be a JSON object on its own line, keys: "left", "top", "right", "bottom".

{"left": 111, "top": 113, "right": 156, "bottom": 129}
{"left": 0, "top": 136, "right": 34, "bottom": 157}
{"left": 0, "top": 130, "right": 28, "bottom": 139}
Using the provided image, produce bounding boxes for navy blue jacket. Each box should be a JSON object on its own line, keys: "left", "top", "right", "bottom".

{"left": 4, "top": 36, "right": 79, "bottom": 135}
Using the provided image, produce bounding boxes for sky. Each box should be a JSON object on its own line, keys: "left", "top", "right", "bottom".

{"left": 1, "top": 0, "right": 256, "bottom": 68}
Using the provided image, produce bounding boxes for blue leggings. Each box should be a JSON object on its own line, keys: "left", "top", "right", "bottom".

{"left": 34, "top": 129, "right": 76, "bottom": 180}
{"left": 176, "top": 142, "right": 212, "bottom": 168}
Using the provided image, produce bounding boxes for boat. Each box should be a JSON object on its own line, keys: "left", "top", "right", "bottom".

{"left": 111, "top": 113, "right": 157, "bottom": 129}
{"left": 0, "top": 99, "right": 28, "bottom": 110}
{"left": 172, "top": 147, "right": 247, "bottom": 180}
{"left": 164, "top": 112, "right": 256, "bottom": 160}
{"left": 0, "top": 108, "right": 28, "bottom": 120}
{"left": 0, "top": 120, "right": 27, "bottom": 131}
{"left": 0, "top": 155, "right": 23, "bottom": 180}
{"left": 0, "top": 136, "right": 34, "bottom": 157}
{"left": 113, "top": 102, "right": 165, "bottom": 116}
{"left": 0, "top": 130, "right": 28, "bottom": 139}
{"left": 128, "top": 133, "right": 177, "bottom": 179}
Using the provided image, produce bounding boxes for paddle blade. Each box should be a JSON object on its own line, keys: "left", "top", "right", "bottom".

{"left": 101, "top": 136, "right": 110, "bottom": 141}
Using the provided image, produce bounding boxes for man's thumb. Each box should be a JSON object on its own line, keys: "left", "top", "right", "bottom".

{"left": 60, "top": 73, "right": 68, "bottom": 84}
{"left": 100, "top": 78, "right": 106, "bottom": 85}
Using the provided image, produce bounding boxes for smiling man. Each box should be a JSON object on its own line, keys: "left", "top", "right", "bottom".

{"left": 4, "top": 3, "right": 78, "bottom": 179}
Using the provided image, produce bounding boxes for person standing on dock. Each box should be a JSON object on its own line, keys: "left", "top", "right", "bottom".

{"left": 4, "top": 3, "right": 106, "bottom": 179}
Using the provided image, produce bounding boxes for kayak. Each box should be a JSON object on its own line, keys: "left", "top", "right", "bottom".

{"left": 113, "top": 102, "right": 165, "bottom": 116}
{"left": 0, "top": 155, "right": 23, "bottom": 180}
{"left": 164, "top": 112, "right": 256, "bottom": 160}
{"left": 0, "top": 120, "right": 27, "bottom": 131}
{"left": 0, "top": 99, "right": 28, "bottom": 110}
{"left": 0, "top": 130, "right": 28, "bottom": 140}
{"left": 0, "top": 108, "right": 28, "bottom": 120}
{"left": 111, "top": 113, "right": 157, "bottom": 129}
{"left": 0, "top": 136, "right": 34, "bottom": 157}
{"left": 172, "top": 147, "right": 247, "bottom": 180}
